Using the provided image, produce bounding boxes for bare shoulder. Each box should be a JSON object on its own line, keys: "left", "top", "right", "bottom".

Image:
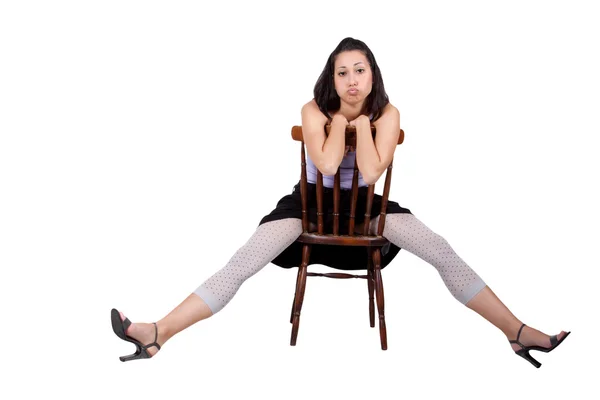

{"left": 301, "top": 99, "right": 317, "bottom": 114}
{"left": 374, "top": 103, "right": 399, "bottom": 125}
{"left": 301, "top": 99, "right": 328, "bottom": 124}
{"left": 302, "top": 98, "right": 317, "bottom": 109}
{"left": 302, "top": 98, "right": 318, "bottom": 110}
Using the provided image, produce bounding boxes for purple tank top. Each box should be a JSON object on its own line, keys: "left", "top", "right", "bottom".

{"left": 305, "top": 113, "right": 373, "bottom": 189}
{"left": 306, "top": 150, "right": 366, "bottom": 189}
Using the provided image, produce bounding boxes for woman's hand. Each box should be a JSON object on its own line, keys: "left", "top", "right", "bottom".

{"left": 331, "top": 113, "right": 349, "bottom": 127}
{"left": 348, "top": 115, "right": 371, "bottom": 131}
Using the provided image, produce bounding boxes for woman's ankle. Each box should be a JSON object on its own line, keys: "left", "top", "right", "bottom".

{"left": 156, "top": 320, "right": 173, "bottom": 344}
{"left": 503, "top": 320, "right": 525, "bottom": 340}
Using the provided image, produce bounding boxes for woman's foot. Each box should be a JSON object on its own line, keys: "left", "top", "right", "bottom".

{"left": 118, "top": 311, "right": 164, "bottom": 357}
{"left": 507, "top": 324, "right": 569, "bottom": 352}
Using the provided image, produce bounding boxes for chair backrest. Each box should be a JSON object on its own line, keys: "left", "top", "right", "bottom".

{"left": 291, "top": 124, "right": 404, "bottom": 238}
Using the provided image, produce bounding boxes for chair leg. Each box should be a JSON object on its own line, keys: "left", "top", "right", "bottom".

{"left": 367, "top": 250, "right": 375, "bottom": 328}
{"left": 372, "top": 248, "right": 388, "bottom": 350}
{"left": 289, "top": 290, "right": 297, "bottom": 324}
{"left": 290, "top": 264, "right": 303, "bottom": 323}
{"left": 291, "top": 244, "right": 311, "bottom": 346}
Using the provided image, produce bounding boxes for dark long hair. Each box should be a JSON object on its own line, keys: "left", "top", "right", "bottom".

{"left": 313, "top": 37, "right": 389, "bottom": 121}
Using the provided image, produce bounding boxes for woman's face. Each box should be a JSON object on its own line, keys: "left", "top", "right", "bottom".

{"left": 333, "top": 50, "right": 373, "bottom": 107}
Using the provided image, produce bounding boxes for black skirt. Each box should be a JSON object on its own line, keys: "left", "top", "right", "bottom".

{"left": 259, "top": 181, "right": 412, "bottom": 271}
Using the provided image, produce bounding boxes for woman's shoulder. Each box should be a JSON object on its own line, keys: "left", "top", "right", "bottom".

{"left": 372, "top": 102, "right": 399, "bottom": 124}
{"left": 301, "top": 98, "right": 321, "bottom": 113}
{"left": 301, "top": 99, "right": 329, "bottom": 122}
{"left": 383, "top": 101, "right": 399, "bottom": 114}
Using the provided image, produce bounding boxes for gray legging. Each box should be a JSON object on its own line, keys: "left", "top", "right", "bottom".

{"left": 194, "top": 214, "right": 487, "bottom": 314}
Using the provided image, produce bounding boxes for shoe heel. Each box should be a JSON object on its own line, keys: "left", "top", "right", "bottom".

{"left": 119, "top": 347, "right": 152, "bottom": 362}
{"left": 120, "top": 352, "right": 141, "bottom": 362}
{"left": 516, "top": 349, "right": 541, "bottom": 368}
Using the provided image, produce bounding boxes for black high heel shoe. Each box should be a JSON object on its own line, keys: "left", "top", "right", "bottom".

{"left": 111, "top": 308, "right": 161, "bottom": 362}
{"left": 509, "top": 323, "right": 571, "bottom": 368}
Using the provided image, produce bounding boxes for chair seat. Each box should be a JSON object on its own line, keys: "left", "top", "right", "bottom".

{"left": 297, "top": 232, "right": 389, "bottom": 247}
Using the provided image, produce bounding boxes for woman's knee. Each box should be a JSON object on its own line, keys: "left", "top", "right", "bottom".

{"left": 377, "top": 214, "right": 453, "bottom": 259}
{"left": 256, "top": 218, "right": 303, "bottom": 241}
{"left": 235, "top": 218, "right": 302, "bottom": 267}
{"left": 370, "top": 213, "right": 414, "bottom": 235}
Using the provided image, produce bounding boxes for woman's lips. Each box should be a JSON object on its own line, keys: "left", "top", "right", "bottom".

{"left": 348, "top": 88, "right": 358, "bottom": 94}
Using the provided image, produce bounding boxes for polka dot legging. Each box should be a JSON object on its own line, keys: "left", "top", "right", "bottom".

{"left": 193, "top": 214, "right": 487, "bottom": 314}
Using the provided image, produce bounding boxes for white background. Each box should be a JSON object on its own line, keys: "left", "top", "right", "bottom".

{"left": 1, "top": 0, "right": 599, "bottom": 398}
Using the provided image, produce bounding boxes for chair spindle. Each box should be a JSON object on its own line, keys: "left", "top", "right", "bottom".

{"left": 300, "top": 143, "right": 309, "bottom": 233}
{"left": 363, "top": 184, "right": 375, "bottom": 236}
{"left": 333, "top": 170, "right": 341, "bottom": 235}
{"left": 377, "top": 160, "right": 394, "bottom": 236}
{"left": 348, "top": 155, "right": 360, "bottom": 236}
{"left": 316, "top": 170, "right": 324, "bottom": 234}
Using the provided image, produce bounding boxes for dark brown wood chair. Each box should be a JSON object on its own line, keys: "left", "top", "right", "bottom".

{"left": 289, "top": 124, "right": 405, "bottom": 350}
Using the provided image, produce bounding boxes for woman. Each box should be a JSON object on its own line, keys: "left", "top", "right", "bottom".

{"left": 111, "top": 37, "right": 570, "bottom": 368}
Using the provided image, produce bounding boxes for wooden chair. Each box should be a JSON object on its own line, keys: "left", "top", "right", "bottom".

{"left": 289, "top": 123, "right": 405, "bottom": 350}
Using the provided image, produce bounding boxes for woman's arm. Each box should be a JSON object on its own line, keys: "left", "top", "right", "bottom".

{"left": 301, "top": 99, "right": 347, "bottom": 175}
{"left": 352, "top": 103, "right": 400, "bottom": 185}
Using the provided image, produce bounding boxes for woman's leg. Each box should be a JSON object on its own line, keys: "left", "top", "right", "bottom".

{"left": 371, "top": 213, "right": 568, "bottom": 352}
{"left": 117, "top": 218, "right": 303, "bottom": 356}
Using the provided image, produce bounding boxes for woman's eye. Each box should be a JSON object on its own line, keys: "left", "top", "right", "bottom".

{"left": 338, "top": 69, "right": 364, "bottom": 77}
